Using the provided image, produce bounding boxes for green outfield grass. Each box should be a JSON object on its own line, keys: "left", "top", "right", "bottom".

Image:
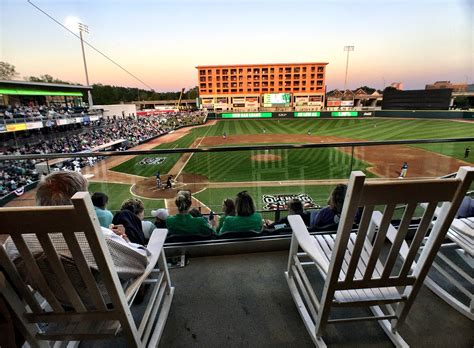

{"left": 88, "top": 182, "right": 165, "bottom": 216}
{"left": 110, "top": 118, "right": 473, "bottom": 183}
{"left": 184, "top": 147, "right": 375, "bottom": 182}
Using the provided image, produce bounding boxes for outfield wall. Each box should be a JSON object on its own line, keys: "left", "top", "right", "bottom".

{"left": 209, "top": 110, "right": 474, "bottom": 120}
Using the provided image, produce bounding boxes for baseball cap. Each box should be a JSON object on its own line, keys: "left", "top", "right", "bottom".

{"left": 151, "top": 208, "right": 168, "bottom": 220}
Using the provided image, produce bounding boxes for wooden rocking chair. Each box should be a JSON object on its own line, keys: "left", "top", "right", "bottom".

{"left": 0, "top": 192, "right": 174, "bottom": 347}
{"left": 285, "top": 167, "right": 473, "bottom": 347}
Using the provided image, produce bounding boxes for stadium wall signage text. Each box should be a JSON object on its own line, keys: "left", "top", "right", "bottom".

{"left": 262, "top": 193, "right": 320, "bottom": 210}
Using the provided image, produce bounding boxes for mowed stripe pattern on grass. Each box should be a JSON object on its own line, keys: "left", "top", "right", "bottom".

{"left": 111, "top": 118, "right": 474, "bottom": 179}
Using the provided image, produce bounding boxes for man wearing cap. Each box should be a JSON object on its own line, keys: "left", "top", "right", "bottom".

{"left": 152, "top": 208, "right": 169, "bottom": 228}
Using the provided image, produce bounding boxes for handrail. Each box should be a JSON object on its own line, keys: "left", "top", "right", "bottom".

{"left": 1, "top": 137, "right": 473, "bottom": 161}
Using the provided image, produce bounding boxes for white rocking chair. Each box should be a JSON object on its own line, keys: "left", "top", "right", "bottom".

{"left": 0, "top": 192, "right": 174, "bottom": 347}
{"left": 285, "top": 167, "right": 473, "bottom": 347}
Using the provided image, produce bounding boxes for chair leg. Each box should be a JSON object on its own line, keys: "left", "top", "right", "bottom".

{"left": 285, "top": 271, "right": 327, "bottom": 348}
{"left": 370, "top": 305, "right": 409, "bottom": 348}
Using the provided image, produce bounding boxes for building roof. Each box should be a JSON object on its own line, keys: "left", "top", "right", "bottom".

{"left": 0, "top": 79, "right": 91, "bottom": 90}
{"left": 195, "top": 62, "right": 329, "bottom": 69}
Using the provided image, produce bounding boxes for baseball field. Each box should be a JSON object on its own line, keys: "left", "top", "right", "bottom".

{"left": 77, "top": 117, "right": 473, "bottom": 216}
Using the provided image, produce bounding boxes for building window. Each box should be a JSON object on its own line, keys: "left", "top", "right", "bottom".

{"left": 311, "top": 66, "right": 316, "bottom": 72}
{"left": 310, "top": 87, "right": 314, "bottom": 91}
{"left": 317, "top": 74, "right": 324, "bottom": 79}
{"left": 302, "top": 87, "right": 306, "bottom": 91}
{"left": 223, "top": 69, "right": 228, "bottom": 74}
{"left": 279, "top": 67, "right": 283, "bottom": 73}
{"left": 239, "top": 88, "right": 243, "bottom": 92}
{"left": 318, "top": 67, "right": 324, "bottom": 72}
{"left": 216, "top": 76, "right": 220, "bottom": 81}
{"left": 279, "top": 74, "right": 283, "bottom": 79}
{"left": 279, "top": 88, "right": 283, "bottom": 91}
{"left": 208, "top": 76, "right": 212, "bottom": 81}
{"left": 209, "top": 89, "right": 213, "bottom": 93}
{"left": 270, "top": 75, "right": 274, "bottom": 79}
{"left": 208, "top": 70, "right": 212, "bottom": 74}
{"left": 302, "top": 74, "right": 306, "bottom": 79}
{"left": 200, "top": 69, "right": 206, "bottom": 75}
{"left": 316, "top": 87, "right": 323, "bottom": 90}
{"left": 200, "top": 77, "right": 206, "bottom": 82}
{"left": 216, "top": 69, "right": 220, "bottom": 74}
{"left": 317, "top": 81, "right": 323, "bottom": 86}
{"left": 200, "top": 83, "right": 206, "bottom": 88}
{"left": 270, "top": 68, "right": 274, "bottom": 73}
{"left": 253, "top": 68, "right": 260, "bottom": 74}
{"left": 279, "top": 81, "right": 283, "bottom": 86}
{"left": 231, "top": 69, "right": 237, "bottom": 74}
{"left": 302, "top": 67, "right": 306, "bottom": 72}
{"left": 311, "top": 74, "right": 315, "bottom": 79}
{"left": 239, "top": 76, "right": 243, "bottom": 80}
{"left": 270, "top": 81, "right": 274, "bottom": 86}
{"left": 217, "top": 89, "right": 221, "bottom": 93}
{"left": 238, "top": 68, "right": 243, "bottom": 74}
{"left": 285, "top": 67, "right": 291, "bottom": 73}
{"left": 208, "top": 83, "right": 212, "bottom": 88}
{"left": 247, "top": 68, "right": 252, "bottom": 73}
{"left": 231, "top": 89, "right": 237, "bottom": 92}
{"left": 223, "top": 89, "right": 228, "bottom": 92}
{"left": 302, "top": 81, "right": 306, "bottom": 86}
{"left": 294, "top": 67, "right": 300, "bottom": 73}
{"left": 223, "top": 83, "right": 229, "bottom": 88}
{"left": 239, "top": 82, "right": 243, "bottom": 87}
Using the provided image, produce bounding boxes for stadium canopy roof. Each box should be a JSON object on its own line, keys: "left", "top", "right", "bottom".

{"left": 0, "top": 80, "right": 91, "bottom": 97}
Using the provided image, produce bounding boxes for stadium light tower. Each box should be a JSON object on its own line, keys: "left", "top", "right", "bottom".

{"left": 78, "top": 22, "right": 93, "bottom": 107}
{"left": 343, "top": 45, "right": 354, "bottom": 91}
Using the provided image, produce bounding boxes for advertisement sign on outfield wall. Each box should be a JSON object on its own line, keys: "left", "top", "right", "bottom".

{"left": 222, "top": 112, "right": 272, "bottom": 118}
{"left": 331, "top": 111, "right": 358, "bottom": 117}
{"left": 295, "top": 112, "right": 321, "bottom": 117}
{"left": 0, "top": 124, "right": 6, "bottom": 133}
{"left": 341, "top": 100, "right": 354, "bottom": 107}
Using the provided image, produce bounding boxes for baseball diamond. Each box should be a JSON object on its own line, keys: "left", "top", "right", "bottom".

{"left": 6, "top": 118, "right": 473, "bottom": 216}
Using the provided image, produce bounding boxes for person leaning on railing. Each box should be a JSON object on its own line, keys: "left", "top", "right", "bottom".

{"left": 166, "top": 190, "right": 215, "bottom": 237}
{"left": 219, "top": 191, "right": 263, "bottom": 234}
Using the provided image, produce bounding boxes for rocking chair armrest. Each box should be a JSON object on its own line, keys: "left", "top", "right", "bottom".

{"left": 288, "top": 215, "right": 330, "bottom": 273}
{"left": 124, "top": 229, "right": 167, "bottom": 302}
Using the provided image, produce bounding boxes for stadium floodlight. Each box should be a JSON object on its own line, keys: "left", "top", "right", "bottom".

{"left": 343, "top": 45, "right": 355, "bottom": 91}
{"left": 78, "top": 22, "right": 93, "bottom": 107}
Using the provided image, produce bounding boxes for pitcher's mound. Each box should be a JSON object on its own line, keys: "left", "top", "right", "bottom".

{"left": 251, "top": 154, "right": 282, "bottom": 162}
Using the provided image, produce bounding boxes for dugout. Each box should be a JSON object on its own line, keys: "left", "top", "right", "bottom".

{"left": 381, "top": 89, "right": 452, "bottom": 110}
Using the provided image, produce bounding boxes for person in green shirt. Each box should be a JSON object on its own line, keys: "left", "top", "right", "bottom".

{"left": 216, "top": 198, "right": 236, "bottom": 232}
{"left": 166, "top": 190, "right": 215, "bottom": 236}
{"left": 219, "top": 191, "right": 263, "bottom": 234}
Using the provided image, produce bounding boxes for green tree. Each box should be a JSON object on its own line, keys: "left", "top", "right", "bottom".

{"left": 0, "top": 61, "right": 19, "bottom": 80}
{"left": 25, "top": 74, "right": 78, "bottom": 85}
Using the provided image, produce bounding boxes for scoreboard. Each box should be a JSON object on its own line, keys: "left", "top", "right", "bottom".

{"left": 263, "top": 93, "right": 291, "bottom": 107}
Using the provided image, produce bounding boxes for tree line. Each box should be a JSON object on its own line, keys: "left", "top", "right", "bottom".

{"left": 0, "top": 61, "right": 198, "bottom": 104}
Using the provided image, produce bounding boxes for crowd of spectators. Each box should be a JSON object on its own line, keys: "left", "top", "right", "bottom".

{"left": 0, "top": 103, "right": 92, "bottom": 121}
{"left": 0, "top": 109, "right": 207, "bottom": 197}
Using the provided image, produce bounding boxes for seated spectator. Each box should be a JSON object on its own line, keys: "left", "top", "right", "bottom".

{"left": 217, "top": 198, "right": 236, "bottom": 232}
{"left": 265, "top": 199, "right": 310, "bottom": 229}
{"left": 3, "top": 171, "right": 149, "bottom": 308}
{"left": 113, "top": 198, "right": 147, "bottom": 245}
{"left": 91, "top": 192, "right": 114, "bottom": 228}
{"left": 151, "top": 208, "right": 168, "bottom": 228}
{"left": 189, "top": 207, "right": 202, "bottom": 217}
{"left": 457, "top": 196, "right": 474, "bottom": 218}
{"left": 166, "top": 190, "right": 214, "bottom": 236}
{"left": 220, "top": 191, "right": 263, "bottom": 233}
{"left": 310, "top": 184, "right": 347, "bottom": 230}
